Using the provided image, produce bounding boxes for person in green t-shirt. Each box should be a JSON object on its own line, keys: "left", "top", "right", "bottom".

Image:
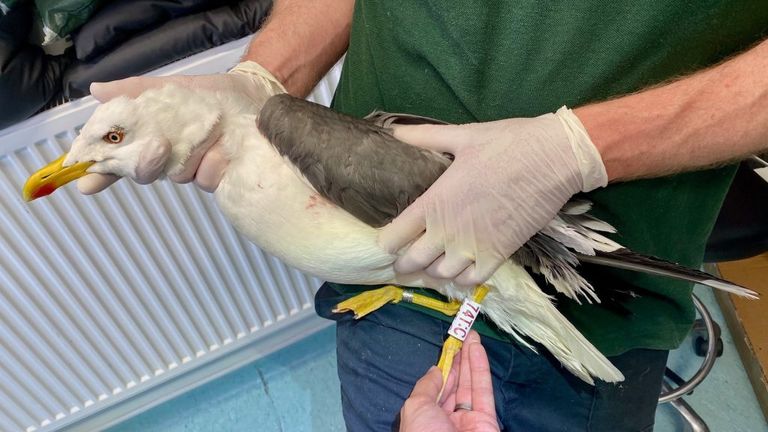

{"left": 322, "top": 2, "right": 766, "bottom": 430}
{"left": 86, "top": 1, "right": 768, "bottom": 431}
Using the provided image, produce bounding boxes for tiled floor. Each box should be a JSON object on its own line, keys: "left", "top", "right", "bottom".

{"left": 107, "top": 328, "right": 346, "bottom": 432}
{"left": 108, "top": 286, "right": 766, "bottom": 432}
{"left": 654, "top": 286, "right": 767, "bottom": 432}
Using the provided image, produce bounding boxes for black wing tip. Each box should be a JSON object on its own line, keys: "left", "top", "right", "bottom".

{"left": 590, "top": 249, "right": 758, "bottom": 298}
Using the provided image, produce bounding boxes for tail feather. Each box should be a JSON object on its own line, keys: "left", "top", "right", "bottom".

{"left": 577, "top": 249, "right": 759, "bottom": 299}
{"left": 484, "top": 262, "right": 624, "bottom": 385}
{"left": 516, "top": 234, "right": 599, "bottom": 303}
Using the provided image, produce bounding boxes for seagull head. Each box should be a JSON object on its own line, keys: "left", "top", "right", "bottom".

{"left": 23, "top": 85, "right": 220, "bottom": 201}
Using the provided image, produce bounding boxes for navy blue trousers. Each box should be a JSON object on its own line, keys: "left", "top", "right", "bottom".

{"left": 316, "top": 284, "right": 669, "bottom": 432}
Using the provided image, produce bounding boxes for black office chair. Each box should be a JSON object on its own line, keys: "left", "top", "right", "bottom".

{"left": 659, "top": 158, "right": 768, "bottom": 432}
{"left": 705, "top": 157, "right": 768, "bottom": 263}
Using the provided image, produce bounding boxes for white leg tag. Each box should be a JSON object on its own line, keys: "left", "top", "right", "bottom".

{"left": 447, "top": 298, "right": 482, "bottom": 341}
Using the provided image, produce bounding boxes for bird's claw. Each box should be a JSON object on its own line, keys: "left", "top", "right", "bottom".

{"left": 332, "top": 285, "right": 405, "bottom": 319}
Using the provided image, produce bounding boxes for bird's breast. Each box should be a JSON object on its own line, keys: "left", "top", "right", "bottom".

{"left": 213, "top": 141, "right": 396, "bottom": 284}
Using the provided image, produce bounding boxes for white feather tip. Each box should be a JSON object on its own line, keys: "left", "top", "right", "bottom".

{"left": 702, "top": 279, "right": 759, "bottom": 299}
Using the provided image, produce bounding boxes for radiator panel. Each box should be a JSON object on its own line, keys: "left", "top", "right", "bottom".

{"left": 0, "top": 38, "right": 338, "bottom": 432}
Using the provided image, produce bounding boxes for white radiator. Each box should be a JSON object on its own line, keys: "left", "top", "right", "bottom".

{"left": 0, "top": 37, "right": 339, "bottom": 432}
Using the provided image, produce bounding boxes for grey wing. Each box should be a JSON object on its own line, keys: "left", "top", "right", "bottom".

{"left": 257, "top": 94, "right": 451, "bottom": 227}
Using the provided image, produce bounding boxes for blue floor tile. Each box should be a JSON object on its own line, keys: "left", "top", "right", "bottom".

{"left": 107, "top": 327, "right": 345, "bottom": 432}
{"left": 654, "top": 286, "right": 767, "bottom": 432}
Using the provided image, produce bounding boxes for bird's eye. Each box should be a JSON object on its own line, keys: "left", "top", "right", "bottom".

{"left": 103, "top": 130, "right": 125, "bottom": 144}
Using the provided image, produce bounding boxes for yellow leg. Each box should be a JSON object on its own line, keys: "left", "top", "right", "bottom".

{"left": 436, "top": 335, "right": 463, "bottom": 399}
{"left": 410, "top": 294, "right": 462, "bottom": 316}
{"left": 333, "top": 285, "right": 462, "bottom": 319}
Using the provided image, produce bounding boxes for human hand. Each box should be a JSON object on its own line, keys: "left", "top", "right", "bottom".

{"left": 77, "top": 61, "right": 285, "bottom": 194}
{"left": 400, "top": 331, "right": 500, "bottom": 432}
{"left": 379, "top": 107, "right": 607, "bottom": 286}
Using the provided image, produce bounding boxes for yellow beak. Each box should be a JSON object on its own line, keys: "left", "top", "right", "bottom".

{"left": 23, "top": 154, "right": 94, "bottom": 201}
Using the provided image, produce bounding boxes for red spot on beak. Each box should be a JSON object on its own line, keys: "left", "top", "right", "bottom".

{"left": 32, "top": 183, "right": 56, "bottom": 199}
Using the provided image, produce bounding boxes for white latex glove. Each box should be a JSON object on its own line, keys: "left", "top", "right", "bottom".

{"left": 379, "top": 107, "right": 608, "bottom": 286}
{"left": 78, "top": 61, "right": 285, "bottom": 194}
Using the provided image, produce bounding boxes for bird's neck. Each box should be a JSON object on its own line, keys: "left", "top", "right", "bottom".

{"left": 141, "top": 89, "right": 229, "bottom": 178}
{"left": 139, "top": 87, "right": 261, "bottom": 177}
{"left": 165, "top": 117, "right": 224, "bottom": 178}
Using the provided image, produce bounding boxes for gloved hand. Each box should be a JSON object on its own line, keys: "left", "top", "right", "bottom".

{"left": 379, "top": 107, "right": 607, "bottom": 286}
{"left": 77, "top": 61, "right": 285, "bottom": 194}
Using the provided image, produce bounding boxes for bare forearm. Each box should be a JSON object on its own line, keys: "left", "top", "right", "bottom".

{"left": 243, "top": 0, "right": 354, "bottom": 97}
{"left": 576, "top": 39, "right": 768, "bottom": 182}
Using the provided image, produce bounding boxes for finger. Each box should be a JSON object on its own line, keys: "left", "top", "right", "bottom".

{"left": 90, "top": 76, "right": 175, "bottom": 102}
{"left": 455, "top": 333, "right": 473, "bottom": 408}
{"left": 194, "top": 144, "right": 229, "bottom": 193}
{"left": 441, "top": 393, "right": 456, "bottom": 415}
{"left": 408, "top": 366, "right": 444, "bottom": 401}
{"left": 425, "top": 253, "right": 474, "bottom": 280}
{"left": 467, "top": 333, "right": 495, "bottom": 415}
{"left": 378, "top": 202, "right": 427, "bottom": 254}
{"left": 392, "top": 232, "right": 444, "bottom": 274}
{"left": 77, "top": 173, "right": 121, "bottom": 195}
{"left": 440, "top": 349, "right": 462, "bottom": 412}
{"left": 392, "top": 124, "right": 470, "bottom": 153}
{"left": 454, "top": 264, "right": 480, "bottom": 287}
{"left": 439, "top": 360, "right": 459, "bottom": 408}
{"left": 454, "top": 259, "right": 501, "bottom": 287}
{"left": 168, "top": 137, "right": 216, "bottom": 185}
{"left": 465, "top": 329, "right": 482, "bottom": 345}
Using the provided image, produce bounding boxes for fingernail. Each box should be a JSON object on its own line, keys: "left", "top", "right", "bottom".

{"left": 469, "top": 342, "right": 484, "bottom": 359}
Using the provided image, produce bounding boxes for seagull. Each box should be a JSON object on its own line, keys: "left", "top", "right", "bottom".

{"left": 23, "top": 86, "right": 757, "bottom": 386}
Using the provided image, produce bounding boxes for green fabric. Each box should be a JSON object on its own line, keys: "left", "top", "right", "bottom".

{"left": 35, "top": 0, "right": 106, "bottom": 43}
{"left": 330, "top": 1, "right": 768, "bottom": 356}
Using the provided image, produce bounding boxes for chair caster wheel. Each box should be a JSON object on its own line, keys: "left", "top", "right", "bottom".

{"left": 692, "top": 318, "right": 723, "bottom": 358}
{"left": 694, "top": 336, "right": 724, "bottom": 357}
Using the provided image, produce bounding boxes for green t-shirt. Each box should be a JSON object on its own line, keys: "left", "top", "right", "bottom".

{"left": 328, "top": 1, "right": 768, "bottom": 356}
